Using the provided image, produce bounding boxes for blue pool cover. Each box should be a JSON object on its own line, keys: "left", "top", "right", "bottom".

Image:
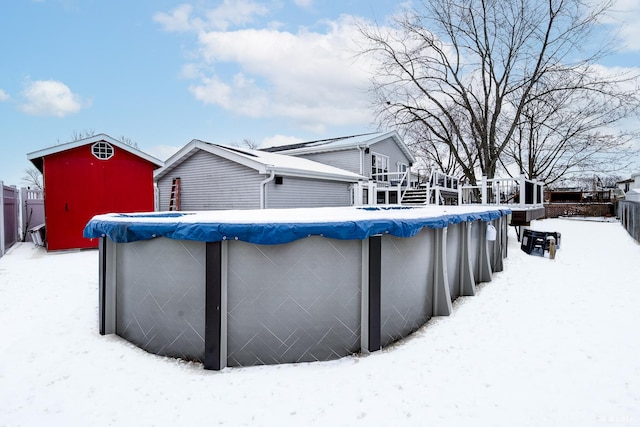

{"left": 84, "top": 206, "right": 511, "bottom": 245}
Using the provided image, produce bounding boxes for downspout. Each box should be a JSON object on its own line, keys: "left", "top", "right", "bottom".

{"left": 260, "top": 171, "right": 276, "bottom": 209}
{"left": 357, "top": 146, "right": 366, "bottom": 206}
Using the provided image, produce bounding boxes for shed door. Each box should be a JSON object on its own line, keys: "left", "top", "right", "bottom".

{"left": 47, "top": 160, "right": 104, "bottom": 250}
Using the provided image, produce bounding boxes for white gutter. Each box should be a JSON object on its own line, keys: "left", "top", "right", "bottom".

{"left": 259, "top": 171, "right": 276, "bottom": 209}
{"left": 267, "top": 167, "right": 366, "bottom": 182}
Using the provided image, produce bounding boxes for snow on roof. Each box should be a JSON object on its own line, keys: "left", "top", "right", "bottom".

{"left": 154, "top": 139, "right": 368, "bottom": 182}
{"left": 262, "top": 130, "right": 417, "bottom": 164}
{"left": 625, "top": 188, "right": 640, "bottom": 201}
{"left": 26, "top": 133, "right": 164, "bottom": 172}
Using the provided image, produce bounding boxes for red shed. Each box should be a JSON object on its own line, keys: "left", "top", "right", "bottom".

{"left": 27, "top": 134, "right": 163, "bottom": 251}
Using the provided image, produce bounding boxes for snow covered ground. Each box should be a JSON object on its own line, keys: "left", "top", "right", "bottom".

{"left": 1, "top": 218, "right": 639, "bottom": 426}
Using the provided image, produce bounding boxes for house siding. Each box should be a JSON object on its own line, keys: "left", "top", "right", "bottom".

{"left": 289, "top": 136, "right": 413, "bottom": 181}
{"left": 266, "top": 177, "right": 352, "bottom": 208}
{"left": 157, "top": 150, "right": 262, "bottom": 211}
{"left": 369, "top": 137, "right": 412, "bottom": 177}
{"left": 296, "top": 149, "right": 363, "bottom": 176}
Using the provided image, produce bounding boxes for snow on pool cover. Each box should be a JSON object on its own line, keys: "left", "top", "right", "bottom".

{"left": 84, "top": 205, "right": 511, "bottom": 245}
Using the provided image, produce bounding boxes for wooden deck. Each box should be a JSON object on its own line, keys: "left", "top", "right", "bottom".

{"left": 510, "top": 206, "right": 546, "bottom": 226}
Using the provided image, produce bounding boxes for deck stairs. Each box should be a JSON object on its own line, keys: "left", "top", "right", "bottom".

{"left": 401, "top": 187, "right": 428, "bottom": 205}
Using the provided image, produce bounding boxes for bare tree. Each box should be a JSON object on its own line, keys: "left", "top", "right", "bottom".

{"left": 65, "top": 130, "right": 139, "bottom": 149}
{"left": 504, "top": 61, "right": 639, "bottom": 186}
{"left": 358, "top": 0, "right": 640, "bottom": 185}
{"left": 21, "top": 167, "right": 43, "bottom": 190}
{"left": 231, "top": 138, "right": 260, "bottom": 150}
{"left": 117, "top": 135, "right": 139, "bottom": 149}
{"left": 71, "top": 129, "right": 96, "bottom": 141}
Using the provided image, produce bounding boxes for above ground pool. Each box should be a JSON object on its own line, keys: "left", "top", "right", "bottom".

{"left": 85, "top": 205, "right": 510, "bottom": 370}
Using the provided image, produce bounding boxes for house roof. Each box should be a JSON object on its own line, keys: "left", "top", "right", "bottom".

{"left": 261, "top": 130, "right": 417, "bottom": 164}
{"left": 26, "top": 133, "right": 164, "bottom": 172}
{"left": 154, "top": 139, "right": 368, "bottom": 183}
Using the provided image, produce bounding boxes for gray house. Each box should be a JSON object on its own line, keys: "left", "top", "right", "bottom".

{"left": 262, "top": 131, "right": 417, "bottom": 204}
{"left": 155, "top": 140, "right": 367, "bottom": 211}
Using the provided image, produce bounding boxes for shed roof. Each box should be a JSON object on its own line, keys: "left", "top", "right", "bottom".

{"left": 261, "top": 130, "right": 417, "bottom": 164}
{"left": 26, "top": 134, "right": 164, "bottom": 172}
{"left": 154, "top": 139, "right": 368, "bottom": 182}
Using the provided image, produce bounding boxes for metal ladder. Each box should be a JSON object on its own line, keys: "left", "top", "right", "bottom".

{"left": 169, "top": 177, "right": 181, "bottom": 211}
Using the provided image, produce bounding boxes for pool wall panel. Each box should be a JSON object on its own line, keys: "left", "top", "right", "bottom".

{"left": 225, "top": 237, "right": 362, "bottom": 366}
{"left": 380, "top": 230, "right": 434, "bottom": 348}
{"left": 96, "top": 208, "right": 511, "bottom": 370}
{"left": 115, "top": 238, "right": 206, "bottom": 362}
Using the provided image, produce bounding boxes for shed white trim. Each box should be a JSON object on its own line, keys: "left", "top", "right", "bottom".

{"left": 27, "top": 133, "right": 164, "bottom": 171}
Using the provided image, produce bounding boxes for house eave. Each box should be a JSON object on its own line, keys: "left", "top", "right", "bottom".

{"left": 265, "top": 166, "right": 367, "bottom": 182}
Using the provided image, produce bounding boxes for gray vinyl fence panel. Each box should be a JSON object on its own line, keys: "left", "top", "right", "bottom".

{"left": 21, "top": 188, "right": 45, "bottom": 232}
{"left": 1, "top": 183, "right": 19, "bottom": 257}
{"left": 619, "top": 201, "right": 640, "bottom": 243}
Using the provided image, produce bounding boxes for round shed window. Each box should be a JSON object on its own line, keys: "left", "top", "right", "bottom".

{"left": 92, "top": 142, "right": 114, "bottom": 160}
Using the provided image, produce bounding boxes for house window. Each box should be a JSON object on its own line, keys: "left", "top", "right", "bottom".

{"left": 92, "top": 142, "right": 114, "bottom": 160}
{"left": 372, "top": 153, "right": 389, "bottom": 182}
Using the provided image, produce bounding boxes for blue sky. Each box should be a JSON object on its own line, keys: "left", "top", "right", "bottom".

{"left": 1, "top": 0, "right": 639, "bottom": 187}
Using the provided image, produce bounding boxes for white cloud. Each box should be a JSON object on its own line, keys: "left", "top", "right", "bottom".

{"left": 183, "top": 15, "right": 376, "bottom": 130}
{"left": 153, "top": 4, "right": 196, "bottom": 32}
{"left": 293, "top": 0, "right": 313, "bottom": 9}
{"left": 154, "top": 0, "right": 269, "bottom": 32}
{"left": 600, "top": 0, "right": 640, "bottom": 51}
{"left": 19, "top": 80, "right": 87, "bottom": 117}
{"left": 615, "top": 0, "right": 640, "bottom": 51}
{"left": 0, "top": 89, "right": 9, "bottom": 101}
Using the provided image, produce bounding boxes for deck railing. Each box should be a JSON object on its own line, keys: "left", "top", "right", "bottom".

{"left": 370, "top": 170, "right": 410, "bottom": 204}
{"left": 461, "top": 175, "right": 544, "bottom": 208}
{"left": 426, "top": 171, "right": 461, "bottom": 205}
{"left": 371, "top": 170, "right": 410, "bottom": 188}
